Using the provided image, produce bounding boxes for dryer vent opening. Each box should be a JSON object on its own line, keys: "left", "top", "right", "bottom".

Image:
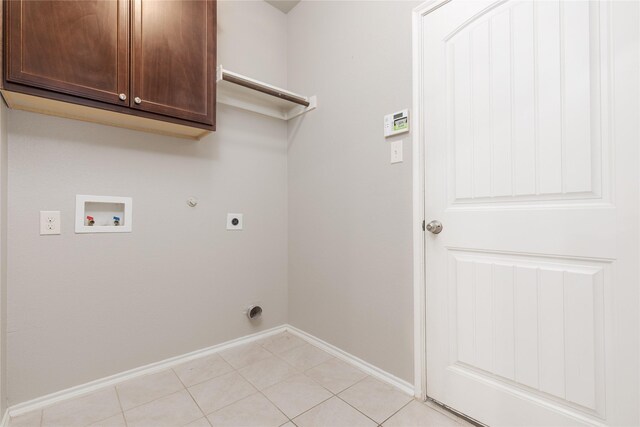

{"left": 247, "top": 305, "right": 262, "bottom": 320}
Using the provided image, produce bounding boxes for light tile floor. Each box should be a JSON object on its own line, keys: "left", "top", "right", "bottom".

{"left": 9, "top": 332, "right": 470, "bottom": 427}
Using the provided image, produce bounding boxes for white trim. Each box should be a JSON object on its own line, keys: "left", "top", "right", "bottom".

{"left": 6, "top": 324, "right": 414, "bottom": 419}
{"left": 8, "top": 325, "right": 287, "bottom": 417}
{"left": 412, "top": 0, "right": 449, "bottom": 402}
{"left": 285, "top": 325, "right": 414, "bottom": 396}
{"left": 412, "top": 0, "right": 454, "bottom": 403}
{"left": 412, "top": 1, "right": 426, "bottom": 402}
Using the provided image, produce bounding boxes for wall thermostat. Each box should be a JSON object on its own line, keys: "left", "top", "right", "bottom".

{"left": 384, "top": 109, "right": 409, "bottom": 137}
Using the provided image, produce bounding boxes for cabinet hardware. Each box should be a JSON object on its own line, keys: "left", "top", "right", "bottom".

{"left": 119, "top": 93, "right": 127, "bottom": 101}
{"left": 134, "top": 97, "right": 142, "bottom": 104}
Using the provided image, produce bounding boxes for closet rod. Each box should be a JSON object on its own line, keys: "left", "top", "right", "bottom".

{"left": 221, "top": 73, "right": 311, "bottom": 107}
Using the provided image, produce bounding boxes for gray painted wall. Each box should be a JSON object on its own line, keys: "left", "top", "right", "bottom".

{"left": 1, "top": 102, "right": 8, "bottom": 413}
{"left": 5, "top": 0, "right": 420, "bottom": 405}
{"left": 287, "top": 0, "right": 419, "bottom": 384}
{"left": 7, "top": 1, "right": 289, "bottom": 404}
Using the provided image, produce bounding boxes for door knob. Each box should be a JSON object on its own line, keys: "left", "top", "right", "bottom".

{"left": 426, "top": 220, "right": 443, "bottom": 234}
{"left": 119, "top": 93, "right": 127, "bottom": 101}
{"left": 134, "top": 97, "right": 142, "bottom": 104}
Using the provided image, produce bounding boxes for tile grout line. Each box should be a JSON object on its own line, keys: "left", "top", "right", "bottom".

{"left": 377, "top": 398, "right": 414, "bottom": 426}
{"left": 171, "top": 355, "right": 235, "bottom": 389}
{"left": 42, "top": 387, "right": 125, "bottom": 427}
{"left": 184, "top": 373, "right": 261, "bottom": 421}
{"left": 288, "top": 394, "right": 334, "bottom": 424}
{"left": 334, "top": 393, "right": 382, "bottom": 425}
{"left": 181, "top": 346, "right": 273, "bottom": 416}
{"left": 267, "top": 344, "right": 340, "bottom": 383}
{"left": 110, "top": 371, "right": 187, "bottom": 415}
{"left": 179, "top": 333, "right": 294, "bottom": 423}
{"left": 334, "top": 374, "right": 415, "bottom": 426}
{"left": 20, "top": 331, "right": 415, "bottom": 427}
{"left": 235, "top": 337, "right": 306, "bottom": 388}
{"left": 260, "top": 367, "right": 335, "bottom": 422}
{"left": 113, "top": 386, "right": 129, "bottom": 427}
{"left": 259, "top": 333, "right": 308, "bottom": 356}
{"left": 255, "top": 335, "right": 347, "bottom": 425}
{"left": 256, "top": 388, "right": 296, "bottom": 424}
{"left": 261, "top": 337, "right": 389, "bottom": 426}
{"left": 171, "top": 367, "right": 210, "bottom": 426}
{"left": 270, "top": 344, "right": 334, "bottom": 372}
{"left": 8, "top": 332, "right": 268, "bottom": 425}
{"left": 283, "top": 371, "right": 377, "bottom": 425}
{"left": 200, "top": 390, "right": 265, "bottom": 422}
{"left": 215, "top": 332, "right": 299, "bottom": 424}
{"left": 11, "top": 327, "right": 290, "bottom": 419}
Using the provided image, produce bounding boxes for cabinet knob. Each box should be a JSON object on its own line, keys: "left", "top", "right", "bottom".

{"left": 118, "top": 93, "right": 127, "bottom": 101}
{"left": 134, "top": 97, "right": 142, "bottom": 105}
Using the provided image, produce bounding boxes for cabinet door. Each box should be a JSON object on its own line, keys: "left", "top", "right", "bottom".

{"left": 131, "top": 0, "right": 216, "bottom": 126}
{"left": 5, "top": 0, "right": 129, "bottom": 105}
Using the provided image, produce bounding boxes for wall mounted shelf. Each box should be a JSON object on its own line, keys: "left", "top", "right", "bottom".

{"left": 216, "top": 65, "right": 317, "bottom": 121}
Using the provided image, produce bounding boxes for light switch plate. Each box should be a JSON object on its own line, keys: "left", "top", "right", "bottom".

{"left": 227, "top": 213, "right": 243, "bottom": 230}
{"left": 391, "top": 140, "right": 403, "bottom": 164}
{"left": 40, "top": 211, "right": 61, "bottom": 235}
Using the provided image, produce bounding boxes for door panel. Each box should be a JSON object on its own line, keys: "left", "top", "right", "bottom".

{"left": 449, "top": 251, "right": 605, "bottom": 412}
{"left": 5, "top": 0, "right": 129, "bottom": 105}
{"left": 448, "top": 0, "right": 600, "bottom": 206}
{"left": 422, "top": 1, "right": 638, "bottom": 425}
{"left": 131, "top": 0, "right": 216, "bottom": 125}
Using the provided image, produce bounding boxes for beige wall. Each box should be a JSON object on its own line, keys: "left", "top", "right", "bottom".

{"left": 287, "top": 0, "right": 419, "bottom": 383}
{"left": 7, "top": 1, "right": 289, "bottom": 404}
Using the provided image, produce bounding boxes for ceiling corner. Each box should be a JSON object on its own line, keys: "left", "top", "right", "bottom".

{"left": 264, "top": 0, "right": 301, "bottom": 14}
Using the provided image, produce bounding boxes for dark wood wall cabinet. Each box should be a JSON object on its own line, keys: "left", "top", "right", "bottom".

{"left": 2, "top": 0, "right": 216, "bottom": 139}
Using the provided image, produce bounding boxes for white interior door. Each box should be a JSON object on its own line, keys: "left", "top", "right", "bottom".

{"left": 421, "top": 1, "right": 639, "bottom": 425}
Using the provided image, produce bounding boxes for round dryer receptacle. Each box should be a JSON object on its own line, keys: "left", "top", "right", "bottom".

{"left": 246, "top": 305, "right": 263, "bottom": 320}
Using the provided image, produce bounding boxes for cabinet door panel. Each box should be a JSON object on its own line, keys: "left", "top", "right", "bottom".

{"left": 131, "top": 0, "right": 216, "bottom": 125}
{"left": 5, "top": 0, "right": 129, "bottom": 105}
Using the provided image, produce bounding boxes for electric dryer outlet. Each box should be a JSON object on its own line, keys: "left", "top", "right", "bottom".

{"left": 227, "top": 214, "right": 243, "bottom": 230}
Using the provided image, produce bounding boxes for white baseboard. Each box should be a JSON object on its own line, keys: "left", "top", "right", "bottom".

{"left": 7, "top": 324, "right": 415, "bottom": 420}
{"left": 285, "top": 325, "right": 415, "bottom": 396}
{"left": 0, "top": 408, "right": 9, "bottom": 427}
{"left": 8, "top": 325, "right": 287, "bottom": 418}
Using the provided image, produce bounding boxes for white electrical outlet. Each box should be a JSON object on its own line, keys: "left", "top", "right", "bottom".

{"left": 40, "top": 211, "right": 61, "bottom": 235}
{"left": 227, "top": 213, "right": 243, "bottom": 230}
{"left": 391, "top": 139, "right": 403, "bottom": 164}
